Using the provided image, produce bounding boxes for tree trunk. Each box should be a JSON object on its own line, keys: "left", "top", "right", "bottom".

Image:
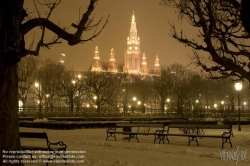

{"left": 0, "top": 63, "right": 22, "bottom": 165}
{"left": 97, "top": 101, "right": 101, "bottom": 115}
{"left": 0, "top": 1, "right": 25, "bottom": 165}
{"left": 69, "top": 95, "right": 74, "bottom": 116}
{"left": 160, "top": 99, "right": 165, "bottom": 116}
{"left": 38, "top": 100, "right": 42, "bottom": 119}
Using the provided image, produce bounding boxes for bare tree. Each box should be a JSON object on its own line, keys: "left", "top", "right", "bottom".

{"left": 58, "top": 69, "right": 85, "bottom": 115}
{"left": 169, "top": 64, "right": 196, "bottom": 117}
{"left": 0, "top": 0, "right": 108, "bottom": 164}
{"left": 160, "top": 0, "right": 250, "bottom": 82}
{"left": 130, "top": 75, "right": 153, "bottom": 114}
{"left": 151, "top": 66, "right": 174, "bottom": 115}
{"left": 85, "top": 72, "right": 122, "bottom": 115}
{"left": 17, "top": 55, "right": 39, "bottom": 113}
{"left": 36, "top": 59, "right": 65, "bottom": 114}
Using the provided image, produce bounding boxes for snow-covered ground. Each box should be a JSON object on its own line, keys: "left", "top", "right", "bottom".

{"left": 19, "top": 125, "right": 250, "bottom": 166}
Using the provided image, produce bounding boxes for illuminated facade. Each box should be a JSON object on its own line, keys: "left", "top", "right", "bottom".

{"left": 91, "top": 46, "right": 102, "bottom": 72}
{"left": 124, "top": 12, "right": 142, "bottom": 74}
{"left": 154, "top": 54, "right": 160, "bottom": 73}
{"left": 108, "top": 48, "right": 117, "bottom": 72}
{"left": 141, "top": 52, "right": 148, "bottom": 74}
{"left": 91, "top": 12, "right": 160, "bottom": 74}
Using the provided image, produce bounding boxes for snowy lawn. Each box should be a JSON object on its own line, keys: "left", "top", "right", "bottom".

{"left": 19, "top": 125, "right": 250, "bottom": 166}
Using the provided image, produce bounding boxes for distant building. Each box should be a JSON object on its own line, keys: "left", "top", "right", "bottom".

{"left": 91, "top": 12, "right": 160, "bottom": 74}
{"left": 154, "top": 54, "right": 160, "bottom": 74}
{"left": 91, "top": 46, "right": 102, "bottom": 72}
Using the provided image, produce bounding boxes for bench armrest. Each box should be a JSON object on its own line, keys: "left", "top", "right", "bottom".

{"left": 106, "top": 127, "right": 116, "bottom": 132}
{"left": 222, "top": 131, "right": 231, "bottom": 137}
{"left": 154, "top": 129, "right": 167, "bottom": 135}
{"left": 48, "top": 141, "right": 67, "bottom": 151}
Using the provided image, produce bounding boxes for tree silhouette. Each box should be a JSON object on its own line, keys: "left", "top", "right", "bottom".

{"left": 161, "top": 0, "right": 250, "bottom": 82}
{"left": 0, "top": 1, "right": 108, "bottom": 165}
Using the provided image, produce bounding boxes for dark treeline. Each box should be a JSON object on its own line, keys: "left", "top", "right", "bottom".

{"left": 18, "top": 57, "right": 250, "bottom": 119}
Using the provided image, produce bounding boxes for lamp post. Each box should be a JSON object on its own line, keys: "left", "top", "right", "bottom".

{"left": 243, "top": 102, "right": 247, "bottom": 112}
{"left": 132, "top": 97, "right": 136, "bottom": 113}
{"left": 93, "top": 95, "right": 97, "bottom": 108}
{"left": 221, "top": 100, "right": 224, "bottom": 110}
{"left": 34, "top": 82, "right": 42, "bottom": 119}
{"left": 166, "top": 98, "right": 170, "bottom": 114}
{"left": 45, "top": 94, "right": 49, "bottom": 114}
{"left": 235, "top": 82, "right": 242, "bottom": 131}
{"left": 137, "top": 101, "right": 141, "bottom": 113}
{"left": 195, "top": 99, "right": 199, "bottom": 110}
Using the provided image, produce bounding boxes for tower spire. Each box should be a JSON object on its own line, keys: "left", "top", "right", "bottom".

{"left": 125, "top": 12, "right": 141, "bottom": 74}
{"left": 91, "top": 46, "right": 102, "bottom": 71}
{"left": 108, "top": 48, "right": 117, "bottom": 72}
{"left": 130, "top": 11, "right": 137, "bottom": 33}
{"left": 154, "top": 54, "right": 160, "bottom": 74}
{"left": 141, "top": 52, "right": 148, "bottom": 74}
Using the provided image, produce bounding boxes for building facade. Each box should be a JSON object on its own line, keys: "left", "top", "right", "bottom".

{"left": 91, "top": 12, "right": 160, "bottom": 74}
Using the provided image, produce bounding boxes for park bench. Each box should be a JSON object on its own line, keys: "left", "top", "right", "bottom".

{"left": 156, "top": 124, "right": 233, "bottom": 148}
{"left": 20, "top": 132, "right": 67, "bottom": 165}
{"left": 106, "top": 123, "right": 167, "bottom": 143}
{"left": 19, "top": 117, "right": 35, "bottom": 121}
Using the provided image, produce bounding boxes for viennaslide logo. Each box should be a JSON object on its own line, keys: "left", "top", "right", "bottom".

{"left": 220, "top": 146, "right": 247, "bottom": 165}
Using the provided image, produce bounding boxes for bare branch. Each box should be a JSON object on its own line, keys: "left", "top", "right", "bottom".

{"left": 21, "top": 0, "right": 109, "bottom": 46}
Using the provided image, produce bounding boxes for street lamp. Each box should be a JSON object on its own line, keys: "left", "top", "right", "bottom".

{"left": 137, "top": 101, "right": 141, "bottom": 113}
{"left": 35, "top": 82, "right": 39, "bottom": 88}
{"left": 46, "top": 94, "right": 50, "bottom": 113}
{"left": 34, "top": 82, "right": 42, "bottom": 119}
{"left": 235, "top": 82, "right": 242, "bottom": 131}
{"left": 243, "top": 102, "right": 247, "bottom": 112}
{"left": 133, "top": 97, "right": 137, "bottom": 101}
{"left": 221, "top": 100, "right": 224, "bottom": 110}
{"left": 132, "top": 97, "right": 136, "bottom": 113}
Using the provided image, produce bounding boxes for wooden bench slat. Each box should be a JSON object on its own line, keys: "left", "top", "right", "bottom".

{"left": 116, "top": 123, "right": 164, "bottom": 128}
{"left": 168, "top": 124, "right": 231, "bottom": 129}
{"left": 20, "top": 131, "right": 67, "bottom": 163}
{"left": 106, "top": 123, "right": 166, "bottom": 143}
{"left": 20, "top": 132, "right": 48, "bottom": 139}
{"left": 165, "top": 123, "right": 233, "bottom": 148}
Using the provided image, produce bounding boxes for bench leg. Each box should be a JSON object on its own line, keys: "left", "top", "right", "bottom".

{"left": 157, "top": 135, "right": 169, "bottom": 144}
{"left": 222, "top": 137, "right": 232, "bottom": 149}
{"left": 106, "top": 132, "right": 116, "bottom": 141}
{"left": 129, "top": 134, "right": 139, "bottom": 142}
{"left": 154, "top": 134, "right": 164, "bottom": 144}
{"left": 188, "top": 136, "right": 199, "bottom": 146}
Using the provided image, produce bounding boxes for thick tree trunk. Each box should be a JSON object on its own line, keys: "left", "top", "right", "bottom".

{"left": 0, "top": 64, "right": 22, "bottom": 165}
{"left": 0, "top": 1, "right": 25, "bottom": 165}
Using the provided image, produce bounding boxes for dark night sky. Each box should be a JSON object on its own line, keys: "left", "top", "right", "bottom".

{"left": 24, "top": 0, "right": 200, "bottom": 71}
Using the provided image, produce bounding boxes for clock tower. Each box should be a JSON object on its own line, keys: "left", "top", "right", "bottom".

{"left": 124, "top": 12, "right": 141, "bottom": 74}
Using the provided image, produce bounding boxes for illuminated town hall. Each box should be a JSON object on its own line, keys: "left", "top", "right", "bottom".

{"left": 91, "top": 12, "right": 160, "bottom": 74}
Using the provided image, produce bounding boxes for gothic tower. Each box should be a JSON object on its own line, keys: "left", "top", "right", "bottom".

{"left": 91, "top": 46, "right": 102, "bottom": 71}
{"left": 141, "top": 52, "right": 148, "bottom": 74}
{"left": 108, "top": 48, "right": 117, "bottom": 72}
{"left": 124, "top": 12, "right": 141, "bottom": 74}
{"left": 154, "top": 54, "right": 160, "bottom": 74}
